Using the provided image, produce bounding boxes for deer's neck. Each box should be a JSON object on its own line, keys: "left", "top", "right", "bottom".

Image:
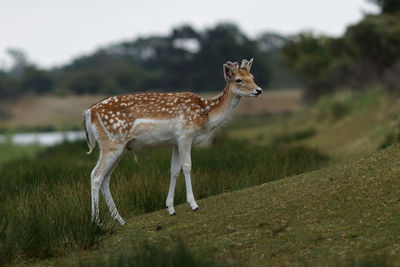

{"left": 207, "top": 84, "right": 240, "bottom": 131}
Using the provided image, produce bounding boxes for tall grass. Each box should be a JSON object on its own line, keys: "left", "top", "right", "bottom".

{"left": 0, "top": 137, "right": 328, "bottom": 264}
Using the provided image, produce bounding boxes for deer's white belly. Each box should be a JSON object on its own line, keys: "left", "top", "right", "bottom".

{"left": 127, "top": 118, "right": 179, "bottom": 149}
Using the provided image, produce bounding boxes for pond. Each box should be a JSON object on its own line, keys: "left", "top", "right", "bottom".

{"left": 0, "top": 131, "right": 86, "bottom": 146}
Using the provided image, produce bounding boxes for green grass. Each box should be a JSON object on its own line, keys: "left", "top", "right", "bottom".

{"left": 0, "top": 141, "right": 43, "bottom": 165}
{"left": 58, "top": 144, "right": 400, "bottom": 266}
{"left": 230, "top": 88, "right": 400, "bottom": 159}
{"left": 3, "top": 88, "right": 400, "bottom": 266}
{"left": 0, "top": 137, "right": 328, "bottom": 265}
{"left": 79, "top": 240, "right": 229, "bottom": 267}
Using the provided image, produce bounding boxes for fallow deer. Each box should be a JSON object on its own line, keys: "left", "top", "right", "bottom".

{"left": 84, "top": 58, "right": 262, "bottom": 225}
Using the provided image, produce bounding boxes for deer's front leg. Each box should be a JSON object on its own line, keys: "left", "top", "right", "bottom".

{"left": 166, "top": 146, "right": 181, "bottom": 215}
{"left": 178, "top": 138, "right": 199, "bottom": 211}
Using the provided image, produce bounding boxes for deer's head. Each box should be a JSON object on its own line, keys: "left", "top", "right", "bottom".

{"left": 223, "top": 58, "right": 262, "bottom": 97}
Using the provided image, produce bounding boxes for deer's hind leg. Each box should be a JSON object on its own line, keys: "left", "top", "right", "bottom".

{"left": 91, "top": 142, "right": 126, "bottom": 225}
{"left": 101, "top": 145, "right": 126, "bottom": 225}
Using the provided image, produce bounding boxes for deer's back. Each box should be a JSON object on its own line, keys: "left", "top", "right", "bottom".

{"left": 89, "top": 92, "right": 210, "bottom": 147}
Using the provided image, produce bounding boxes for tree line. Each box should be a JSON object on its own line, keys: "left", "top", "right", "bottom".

{"left": 282, "top": 0, "right": 400, "bottom": 100}
{"left": 2, "top": 0, "right": 397, "bottom": 101}
{"left": 0, "top": 24, "right": 297, "bottom": 99}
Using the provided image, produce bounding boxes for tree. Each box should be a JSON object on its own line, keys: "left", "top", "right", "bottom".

{"left": 21, "top": 66, "right": 53, "bottom": 94}
{"left": 194, "top": 23, "right": 270, "bottom": 91}
{"left": 6, "top": 48, "right": 28, "bottom": 77}
{"left": 282, "top": 13, "right": 400, "bottom": 99}
{"left": 369, "top": 0, "right": 400, "bottom": 13}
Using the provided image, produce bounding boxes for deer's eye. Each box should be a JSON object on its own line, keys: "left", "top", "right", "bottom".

{"left": 235, "top": 78, "right": 244, "bottom": 84}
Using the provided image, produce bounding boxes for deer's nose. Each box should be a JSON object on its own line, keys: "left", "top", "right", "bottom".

{"left": 255, "top": 88, "right": 263, "bottom": 95}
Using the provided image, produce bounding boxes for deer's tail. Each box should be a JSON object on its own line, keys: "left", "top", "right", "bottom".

{"left": 83, "top": 109, "right": 96, "bottom": 154}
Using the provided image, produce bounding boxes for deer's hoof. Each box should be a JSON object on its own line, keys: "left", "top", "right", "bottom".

{"left": 193, "top": 207, "right": 201, "bottom": 212}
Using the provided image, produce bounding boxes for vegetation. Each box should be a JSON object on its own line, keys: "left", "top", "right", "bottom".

{"left": 0, "top": 137, "right": 328, "bottom": 265}
{"left": 230, "top": 88, "right": 400, "bottom": 159}
{"left": 81, "top": 241, "right": 228, "bottom": 267}
{"left": 0, "top": 141, "right": 42, "bottom": 165}
{"left": 370, "top": 0, "right": 400, "bottom": 13}
{"left": 282, "top": 4, "right": 400, "bottom": 100}
{"left": 1, "top": 88, "right": 399, "bottom": 266}
{"left": 0, "top": 23, "right": 297, "bottom": 102}
{"left": 36, "top": 143, "right": 400, "bottom": 266}
{"left": 2, "top": 1, "right": 400, "bottom": 105}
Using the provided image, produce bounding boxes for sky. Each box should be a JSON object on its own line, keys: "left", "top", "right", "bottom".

{"left": 0, "top": 0, "right": 378, "bottom": 69}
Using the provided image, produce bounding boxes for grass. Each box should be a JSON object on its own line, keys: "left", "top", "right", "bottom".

{"left": 2, "top": 88, "right": 400, "bottom": 266}
{"left": 0, "top": 137, "right": 328, "bottom": 265}
{"left": 79, "top": 240, "right": 229, "bottom": 267}
{"left": 0, "top": 141, "right": 43, "bottom": 165}
{"left": 0, "top": 94, "right": 106, "bottom": 132}
{"left": 229, "top": 88, "right": 400, "bottom": 159}
{"left": 54, "top": 144, "right": 400, "bottom": 266}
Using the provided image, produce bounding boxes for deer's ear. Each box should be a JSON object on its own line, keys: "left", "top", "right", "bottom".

{"left": 241, "top": 59, "right": 248, "bottom": 69}
{"left": 223, "top": 63, "right": 233, "bottom": 81}
{"left": 241, "top": 58, "right": 254, "bottom": 72}
{"left": 247, "top": 58, "right": 253, "bottom": 71}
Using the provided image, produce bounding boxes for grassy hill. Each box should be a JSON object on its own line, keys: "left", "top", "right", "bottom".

{"left": 2, "top": 88, "right": 400, "bottom": 266}
{"left": 230, "top": 89, "right": 400, "bottom": 159}
{"left": 34, "top": 144, "right": 400, "bottom": 266}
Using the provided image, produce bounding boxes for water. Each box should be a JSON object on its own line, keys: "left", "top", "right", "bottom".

{"left": 0, "top": 131, "right": 86, "bottom": 146}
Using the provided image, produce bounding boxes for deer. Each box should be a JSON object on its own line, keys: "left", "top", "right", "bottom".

{"left": 83, "top": 58, "right": 262, "bottom": 225}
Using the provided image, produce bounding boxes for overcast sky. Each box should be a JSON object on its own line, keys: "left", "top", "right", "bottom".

{"left": 0, "top": 0, "right": 378, "bottom": 69}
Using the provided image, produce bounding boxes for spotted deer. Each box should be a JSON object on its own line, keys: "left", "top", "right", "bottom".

{"left": 84, "top": 58, "right": 262, "bottom": 225}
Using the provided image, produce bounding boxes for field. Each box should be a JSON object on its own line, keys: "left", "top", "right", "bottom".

{"left": 0, "top": 89, "right": 301, "bottom": 132}
{"left": 1, "top": 88, "right": 400, "bottom": 266}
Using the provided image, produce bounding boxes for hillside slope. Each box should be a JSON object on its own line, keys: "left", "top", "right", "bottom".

{"left": 41, "top": 145, "right": 400, "bottom": 266}
{"left": 230, "top": 89, "right": 400, "bottom": 159}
